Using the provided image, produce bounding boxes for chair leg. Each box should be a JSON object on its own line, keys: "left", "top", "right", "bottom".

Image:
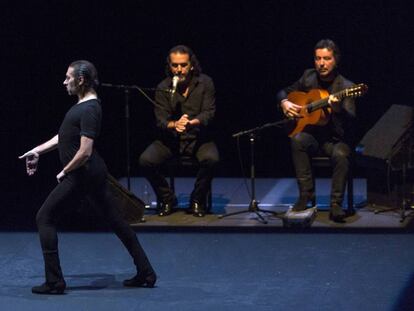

{"left": 311, "top": 168, "right": 316, "bottom": 207}
{"left": 207, "top": 183, "right": 213, "bottom": 213}
{"left": 169, "top": 175, "right": 175, "bottom": 194}
{"left": 347, "top": 172, "right": 354, "bottom": 215}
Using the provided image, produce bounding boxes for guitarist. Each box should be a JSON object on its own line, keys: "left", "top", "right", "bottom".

{"left": 276, "top": 39, "right": 356, "bottom": 222}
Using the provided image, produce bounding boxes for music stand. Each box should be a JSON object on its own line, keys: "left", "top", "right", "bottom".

{"left": 218, "top": 120, "right": 289, "bottom": 224}
{"left": 373, "top": 122, "right": 413, "bottom": 222}
{"left": 399, "top": 131, "right": 413, "bottom": 222}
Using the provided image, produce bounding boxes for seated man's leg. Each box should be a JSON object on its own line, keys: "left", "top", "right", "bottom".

{"left": 322, "top": 141, "right": 351, "bottom": 221}
{"left": 139, "top": 140, "right": 176, "bottom": 215}
{"left": 191, "top": 141, "right": 219, "bottom": 216}
{"left": 290, "top": 132, "right": 319, "bottom": 211}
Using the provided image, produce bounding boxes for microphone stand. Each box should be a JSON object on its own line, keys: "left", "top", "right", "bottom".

{"left": 218, "top": 119, "right": 290, "bottom": 224}
{"left": 101, "top": 83, "right": 169, "bottom": 190}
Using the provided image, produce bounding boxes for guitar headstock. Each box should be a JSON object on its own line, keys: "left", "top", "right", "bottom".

{"left": 346, "top": 83, "right": 368, "bottom": 98}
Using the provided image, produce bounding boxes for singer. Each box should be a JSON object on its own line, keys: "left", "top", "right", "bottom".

{"left": 19, "top": 60, "right": 156, "bottom": 294}
{"left": 276, "top": 39, "right": 357, "bottom": 222}
{"left": 139, "top": 45, "right": 219, "bottom": 217}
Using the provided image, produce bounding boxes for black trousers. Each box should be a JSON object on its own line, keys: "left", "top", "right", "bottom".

{"left": 139, "top": 140, "right": 219, "bottom": 205}
{"left": 36, "top": 171, "right": 154, "bottom": 283}
{"left": 290, "top": 132, "right": 351, "bottom": 205}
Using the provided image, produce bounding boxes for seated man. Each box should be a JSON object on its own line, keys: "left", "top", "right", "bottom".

{"left": 276, "top": 39, "right": 357, "bottom": 222}
{"left": 139, "top": 45, "right": 219, "bottom": 217}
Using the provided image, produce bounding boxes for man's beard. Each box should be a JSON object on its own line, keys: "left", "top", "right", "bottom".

{"left": 177, "top": 71, "right": 193, "bottom": 91}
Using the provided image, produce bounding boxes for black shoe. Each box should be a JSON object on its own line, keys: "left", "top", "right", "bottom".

{"left": 158, "top": 198, "right": 177, "bottom": 216}
{"left": 123, "top": 272, "right": 157, "bottom": 288}
{"left": 329, "top": 203, "right": 346, "bottom": 223}
{"left": 32, "top": 280, "right": 66, "bottom": 295}
{"left": 190, "top": 201, "right": 205, "bottom": 217}
{"left": 292, "top": 193, "right": 314, "bottom": 212}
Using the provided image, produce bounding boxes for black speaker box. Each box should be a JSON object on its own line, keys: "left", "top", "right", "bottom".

{"left": 356, "top": 104, "right": 413, "bottom": 169}
{"left": 107, "top": 175, "right": 145, "bottom": 223}
{"left": 356, "top": 104, "right": 413, "bottom": 205}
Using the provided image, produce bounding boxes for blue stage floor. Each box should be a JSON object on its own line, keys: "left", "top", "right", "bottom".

{"left": 1, "top": 231, "right": 414, "bottom": 310}
{"left": 2, "top": 177, "right": 412, "bottom": 309}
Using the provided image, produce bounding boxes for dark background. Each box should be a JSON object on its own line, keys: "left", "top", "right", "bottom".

{"left": 0, "top": 0, "right": 412, "bottom": 227}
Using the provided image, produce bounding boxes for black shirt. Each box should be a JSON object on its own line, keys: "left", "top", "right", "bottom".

{"left": 154, "top": 73, "right": 216, "bottom": 143}
{"left": 58, "top": 99, "right": 102, "bottom": 166}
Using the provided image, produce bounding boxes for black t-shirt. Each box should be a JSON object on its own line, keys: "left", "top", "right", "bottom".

{"left": 58, "top": 99, "right": 101, "bottom": 166}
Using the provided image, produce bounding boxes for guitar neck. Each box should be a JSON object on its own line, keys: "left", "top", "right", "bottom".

{"left": 307, "top": 89, "right": 347, "bottom": 113}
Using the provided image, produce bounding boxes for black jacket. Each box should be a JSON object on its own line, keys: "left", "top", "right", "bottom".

{"left": 276, "top": 69, "right": 356, "bottom": 145}
{"left": 154, "top": 73, "right": 216, "bottom": 145}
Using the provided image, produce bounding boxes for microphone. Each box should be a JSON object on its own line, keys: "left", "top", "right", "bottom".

{"left": 171, "top": 76, "right": 179, "bottom": 95}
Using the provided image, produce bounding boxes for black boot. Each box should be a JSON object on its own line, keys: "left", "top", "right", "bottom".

{"left": 158, "top": 197, "right": 177, "bottom": 216}
{"left": 190, "top": 201, "right": 205, "bottom": 217}
{"left": 329, "top": 202, "right": 346, "bottom": 223}
{"left": 292, "top": 193, "right": 315, "bottom": 211}
{"left": 116, "top": 227, "right": 157, "bottom": 289}
{"left": 123, "top": 271, "right": 157, "bottom": 288}
{"left": 32, "top": 280, "right": 66, "bottom": 295}
{"left": 33, "top": 250, "right": 66, "bottom": 295}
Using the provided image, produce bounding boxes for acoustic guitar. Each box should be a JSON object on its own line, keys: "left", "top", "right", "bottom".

{"left": 285, "top": 83, "right": 368, "bottom": 137}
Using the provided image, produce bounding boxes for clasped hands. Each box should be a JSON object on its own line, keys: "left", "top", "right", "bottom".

{"left": 174, "top": 114, "right": 196, "bottom": 133}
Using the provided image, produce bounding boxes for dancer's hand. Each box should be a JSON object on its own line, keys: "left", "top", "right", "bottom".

{"left": 18, "top": 150, "right": 40, "bottom": 176}
{"left": 56, "top": 170, "right": 66, "bottom": 183}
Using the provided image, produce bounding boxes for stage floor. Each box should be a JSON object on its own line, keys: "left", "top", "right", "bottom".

{"left": 119, "top": 177, "right": 414, "bottom": 230}
{"left": 1, "top": 231, "right": 414, "bottom": 310}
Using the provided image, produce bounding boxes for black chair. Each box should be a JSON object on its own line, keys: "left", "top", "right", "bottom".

{"left": 311, "top": 156, "right": 354, "bottom": 215}
{"left": 166, "top": 156, "right": 213, "bottom": 213}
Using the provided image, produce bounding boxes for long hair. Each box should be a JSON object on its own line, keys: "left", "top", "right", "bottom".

{"left": 165, "top": 45, "right": 202, "bottom": 77}
{"left": 314, "top": 39, "right": 341, "bottom": 65}
{"left": 69, "top": 60, "right": 99, "bottom": 95}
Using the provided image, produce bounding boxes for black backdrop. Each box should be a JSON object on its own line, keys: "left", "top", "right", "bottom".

{"left": 0, "top": 0, "right": 412, "bottom": 225}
